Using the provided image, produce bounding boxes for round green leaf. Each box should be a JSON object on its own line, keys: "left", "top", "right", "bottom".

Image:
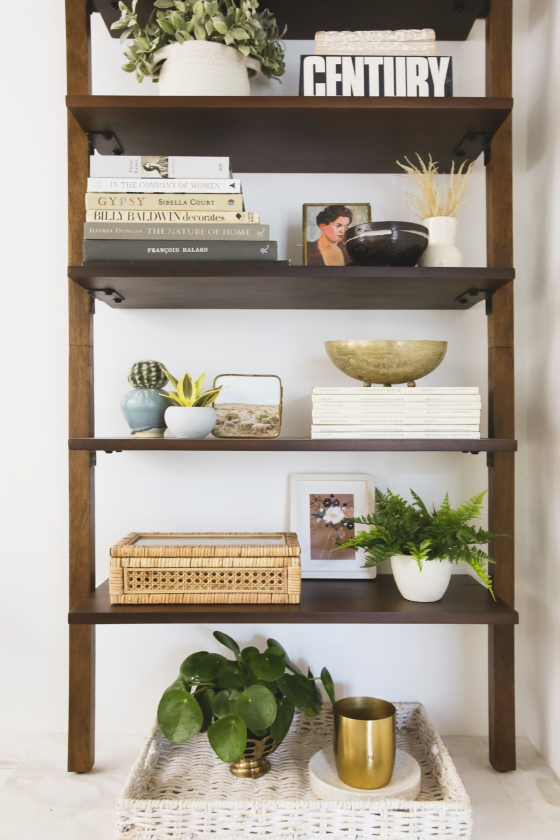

{"left": 212, "top": 688, "right": 241, "bottom": 719}
{"left": 236, "top": 685, "right": 277, "bottom": 731}
{"left": 197, "top": 652, "right": 228, "bottom": 682}
{"left": 267, "top": 638, "right": 286, "bottom": 658}
{"left": 285, "top": 657, "right": 304, "bottom": 676}
{"left": 164, "top": 676, "right": 190, "bottom": 694}
{"left": 305, "top": 702, "right": 321, "bottom": 718}
{"left": 157, "top": 689, "right": 203, "bottom": 742}
{"left": 218, "top": 661, "right": 245, "bottom": 689}
{"left": 244, "top": 674, "right": 278, "bottom": 694}
{"left": 321, "top": 667, "right": 336, "bottom": 704}
{"left": 241, "top": 646, "right": 259, "bottom": 666}
{"left": 250, "top": 651, "right": 285, "bottom": 682}
{"left": 207, "top": 714, "right": 247, "bottom": 762}
{"left": 197, "top": 687, "right": 216, "bottom": 732}
{"left": 180, "top": 651, "right": 208, "bottom": 680}
{"left": 213, "top": 631, "right": 241, "bottom": 657}
{"left": 277, "top": 674, "right": 316, "bottom": 709}
{"left": 269, "top": 696, "right": 294, "bottom": 746}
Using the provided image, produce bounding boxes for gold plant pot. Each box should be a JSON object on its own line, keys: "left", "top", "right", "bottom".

{"left": 333, "top": 697, "right": 396, "bottom": 790}
{"left": 229, "top": 733, "right": 278, "bottom": 779}
{"left": 325, "top": 340, "right": 448, "bottom": 386}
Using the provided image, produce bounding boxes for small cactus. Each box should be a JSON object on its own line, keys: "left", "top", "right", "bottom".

{"left": 128, "top": 360, "right": 168, "bottom": 390}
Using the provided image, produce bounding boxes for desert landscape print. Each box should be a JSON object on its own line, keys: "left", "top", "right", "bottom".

{"left": 212, "top": 403, "right": 281, "bottom": 438}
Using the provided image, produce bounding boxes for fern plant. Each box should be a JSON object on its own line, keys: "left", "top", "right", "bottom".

{"left": 161, "top": 368, "right": 226, "bottom": 407}
{"left": 338, "top": 488, "right": 507, "bottom": 599}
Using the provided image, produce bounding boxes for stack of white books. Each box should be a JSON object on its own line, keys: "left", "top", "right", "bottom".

{"left": 315, "top": 29, "right": 437, "bottom": 57}
{"left": 311, "top": 387, "right": 482, "bottom": 439}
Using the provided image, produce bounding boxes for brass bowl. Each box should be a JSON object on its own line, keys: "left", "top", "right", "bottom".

{"left": 229, "top": 733, "right": 277, "bottom": 779}
{"left": 325, "top": 340, "right": 448, "bottom": 386}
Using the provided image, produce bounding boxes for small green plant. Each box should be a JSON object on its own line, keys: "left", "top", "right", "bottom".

{"left": 160, "top": 368, "right": 226, "bottom": 407}
{"left": 112, "top": 0, "right": 286, "bottom": 83}
{"left": 128, "top": 360, "right": 168, "bottom": 389}
{"left": 338, "top": 488, "right": 507, "bottom": 598}
{"left": 157, "top": 631, "right": 335, "bottom": 762}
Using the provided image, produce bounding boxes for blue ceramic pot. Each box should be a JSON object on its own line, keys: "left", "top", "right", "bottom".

{"left": 120, "top": 389, "right": 170, "bottom": 436}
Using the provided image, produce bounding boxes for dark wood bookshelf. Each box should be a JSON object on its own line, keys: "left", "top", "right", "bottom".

{"left": 67, "top": 96, "right": 512, "bottom": 173}
{"left": 70, "top": 437, "right": 517, "bottom": 453}
{"left": 69, "top": 577, "right": 519, "bottom": 626}
{"left": 71, "top": 264, "right": 514, "bottom": 310}
{"left": 93, "top": 0, "right": 489, "bottom": 43}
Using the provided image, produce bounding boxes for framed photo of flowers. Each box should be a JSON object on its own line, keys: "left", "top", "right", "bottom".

{"left": 289, "top": 473, "right": 376, "bottom": 579}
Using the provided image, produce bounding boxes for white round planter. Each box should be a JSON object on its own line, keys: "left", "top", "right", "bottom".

{"left": 165, "top": 406, "right": 217, "bottom": 439}
{"left": 391, "top": 555, "right": 453, "bottom": 603}
{"left": 418, "top": 216, "right": 463, "bottom": 267}
{"left": 154, "top": 41, "right": 261, "bottom": 96}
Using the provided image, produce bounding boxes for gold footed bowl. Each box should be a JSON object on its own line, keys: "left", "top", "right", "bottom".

{"left": 229, "top": 733, "right": 278, "bottom": 779}
{"left": 325, "top": 340, "right": 448, "bottom": 386}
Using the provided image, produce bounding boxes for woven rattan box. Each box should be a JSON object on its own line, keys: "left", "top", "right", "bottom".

{"left": 117, "top": 703, "right": 472, "bottom": 839}
{"left": 109, "top": 532, "right": 301, "bottom": 605}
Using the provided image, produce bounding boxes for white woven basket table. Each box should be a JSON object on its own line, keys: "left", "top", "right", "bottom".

{"left": 117, "top": 703, "right": 472, "bottom": 840}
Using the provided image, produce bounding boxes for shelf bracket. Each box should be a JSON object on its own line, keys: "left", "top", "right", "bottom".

{"left": 87, "top": 131, "right": 124, "bottom": 156}
{"left": 454, "top": 132, "right": 493, "bottom": 165}
{"left": 487, "top": 451, "right": 495, "bottom": 468}
{"left": 455, "top": 288, "right": 492, "bottom": 307}
{"left": 89, "top": 452, "right": 97, "bottom": 468}
{"left": 87, "top": 288, "right": 125, "bottom": 306}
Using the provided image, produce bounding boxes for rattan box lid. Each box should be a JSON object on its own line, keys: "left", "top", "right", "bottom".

{"left": 111, "top": 532, "right": 300, "bottom": 558}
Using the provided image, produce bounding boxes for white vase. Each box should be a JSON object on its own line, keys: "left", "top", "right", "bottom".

{"left": 154, "top": 41, "right": 261, "bottom": 96}
{"left": 391, "top": 555, "right": 453, "bottom": 603}
{"left": 418, "top": 217, "right": 463, "bottom": 267}
{"left": 165, "top": 406, "right": 217, "bottom": 439}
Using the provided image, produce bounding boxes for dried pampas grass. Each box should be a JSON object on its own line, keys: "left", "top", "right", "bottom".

{"left": 397, "top": 153, "right": 474, "bottom": 220}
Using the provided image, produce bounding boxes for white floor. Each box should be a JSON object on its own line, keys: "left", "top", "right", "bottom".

{"left": 0, "top": 733, "right": 559, "bottom": 839}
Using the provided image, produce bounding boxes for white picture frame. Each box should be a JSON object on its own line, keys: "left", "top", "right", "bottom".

{"left": 289, "top": 473, "right": 376, "bottom": 579}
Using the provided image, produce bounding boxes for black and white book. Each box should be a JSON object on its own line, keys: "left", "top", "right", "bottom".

{"left": 300, "top": 55, "right": 452, "bottom": 97}
{"left": 89, "top": 155, "right": 229, "bottom": 179}
{"left": 83, "top": 239, "right": 277, "bottom": 262}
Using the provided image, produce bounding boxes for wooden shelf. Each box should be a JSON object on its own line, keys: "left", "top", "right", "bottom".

{"left": 70, "top": 438, "right": 517, "bottom": 453}
{"left": 93, "top": 0, "right": 489, "bottom": 42}
{"left": 71, "top": 264, "right": 514, "bottom": 310}
{"left": 67, "top": 96, "right": 512, "bottom": 173}
{"left": 69, "top": 577, "right": 519, "bottom": 626}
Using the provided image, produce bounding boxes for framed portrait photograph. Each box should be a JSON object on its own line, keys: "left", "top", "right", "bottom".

{"left": 303, "top": 203, "right": 371, "bottom": 266}
{"left": 290, "top": 473, "right": 376, "bottom": 579}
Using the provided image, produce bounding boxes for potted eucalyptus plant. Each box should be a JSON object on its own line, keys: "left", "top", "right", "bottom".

{"left": 338, "top": 488, "right": 505, "bottom": 603}
{"left": 112, "top": 0, "right": 286, "bottom": 96}
{"left": 160, "top": 367, "right": 226, "bottom": 438}
{"left": 157, "top": 631, "right": 334, "bottom": 777}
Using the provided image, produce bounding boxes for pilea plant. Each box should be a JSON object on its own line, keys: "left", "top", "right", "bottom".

{"left": 112, "top": 0, "right": 286, "bottom": 83}
{"left": 160, "top": 368, "right": 226, "bottom": 407}
{"left": 338, "top": 488, "right": 507, "bottom": 598}
{"left": 128, "top": 360, "right": 169, "bottom": 389}
{"left": 157, "top": 632, "right": 335, "bottom": 762}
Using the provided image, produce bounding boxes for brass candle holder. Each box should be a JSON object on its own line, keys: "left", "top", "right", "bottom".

{"left": 333, "top": 697, "right": 396, "bottom": 789}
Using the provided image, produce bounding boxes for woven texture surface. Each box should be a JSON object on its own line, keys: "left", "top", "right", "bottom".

{"left": 117, "top": 703, "right": 472, "bottom": 839}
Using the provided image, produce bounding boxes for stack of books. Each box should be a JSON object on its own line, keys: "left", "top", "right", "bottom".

{"left": 83, "top": 155, "right": 277, "bottom": 264}
{"left": 310, "top": 387, "right": 482, "bottom": 439}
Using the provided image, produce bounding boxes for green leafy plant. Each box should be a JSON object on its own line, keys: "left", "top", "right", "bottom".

{"left": 157, "top": 631, "right": 335, "bottom": 762}
{"left": 338, "top": 488, "right": 507, "bottom": 599}
{"left": 160, "top": 368, "right": 226, "bottom": 407}
{"left": 112, "top": 0, "right": 286, "bottom": 83}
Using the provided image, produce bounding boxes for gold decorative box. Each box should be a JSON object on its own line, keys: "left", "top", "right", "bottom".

{"left": 109, "top": 532, "right": 301, "bottom": 605}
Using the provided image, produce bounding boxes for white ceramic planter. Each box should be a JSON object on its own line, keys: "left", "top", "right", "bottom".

{"left": 418, "top": 216, "right": 463, "bottom": 267}
{"left": 165, "top": 406, "right": 217, "bottom": 439}
{"left": 154, "top": 41, "right": 261, "bottom": 96}
{"left": 391, "top": 555, "right": 453, "bottom": 603}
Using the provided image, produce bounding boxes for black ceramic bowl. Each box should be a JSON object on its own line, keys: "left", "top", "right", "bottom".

{"left": 344, "top": 221, "right": 429, "bottom": 267}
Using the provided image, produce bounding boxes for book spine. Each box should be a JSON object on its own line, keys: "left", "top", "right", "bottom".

{"left": 311, "top": 398, "right": 482, "bottom": 406}
{"left": 315, "top": 29, "right": 436, "bottom": 43}
{"left": 311, "top": 424, "right": 479, "bottom": 432}
{"left": 84, "top": 223, "right": 270, "bottom": 241}
{"left": 86, "top": 210, "right": 259, "bottom": 224}
{"left": 310, "top": 431, "right": 482, "bottom": 439}
{"left": 315, "top": 42, "right": 437, "bottom": 55}
{"left": 312, "top": 418, "right": 481, "bottom": 426}
{"left": 89, "top": 156, "right": 229, "bottom": 179}
{"left": 311, "top": 387, "right": 479, "bottom": 394}
{"left": 87, "top": 178, "right": 242, "bottom": 193}
{"left": 83, "top": 240, "right": 278, "bottom": 262}
{"left": 312, "top": 409, "right": 482, "bottom": 418}
{"left": 85, "top": 194, "right": 244, "bottom": 211}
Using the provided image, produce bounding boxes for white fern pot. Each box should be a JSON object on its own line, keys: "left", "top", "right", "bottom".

{"left": 391, "top": 555, "right": 453, "bottom": 603}
{"left": 165, "top": 406, "right": 217, "bottom": 439}
{"left": 418, "top": 216, "right": 463, "bottom": 267}
{"left": 154, "top": 41, "right": 261, "bottom": 96}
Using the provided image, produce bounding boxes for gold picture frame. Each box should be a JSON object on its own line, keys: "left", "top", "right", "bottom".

{"left": 211, "top": 373, "right": 283, "bottom": 439}
{"left": 303, "top": 203, "right": 371, "bottom": 266}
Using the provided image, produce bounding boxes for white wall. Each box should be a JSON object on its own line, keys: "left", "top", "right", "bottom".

{"left": 0, "top": 6, "right": 532, "bottom": 751}
{"left": 525, "top": 0, "right": 560, "bottom": 777}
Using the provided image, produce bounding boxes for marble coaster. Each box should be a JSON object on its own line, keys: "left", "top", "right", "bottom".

{"left": 309, "top": 747, "right": 421, "bottom": 801}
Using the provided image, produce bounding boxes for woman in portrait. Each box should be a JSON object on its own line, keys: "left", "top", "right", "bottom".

{"left": 306, "top": 205, "right": 354, "bottom": 266}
